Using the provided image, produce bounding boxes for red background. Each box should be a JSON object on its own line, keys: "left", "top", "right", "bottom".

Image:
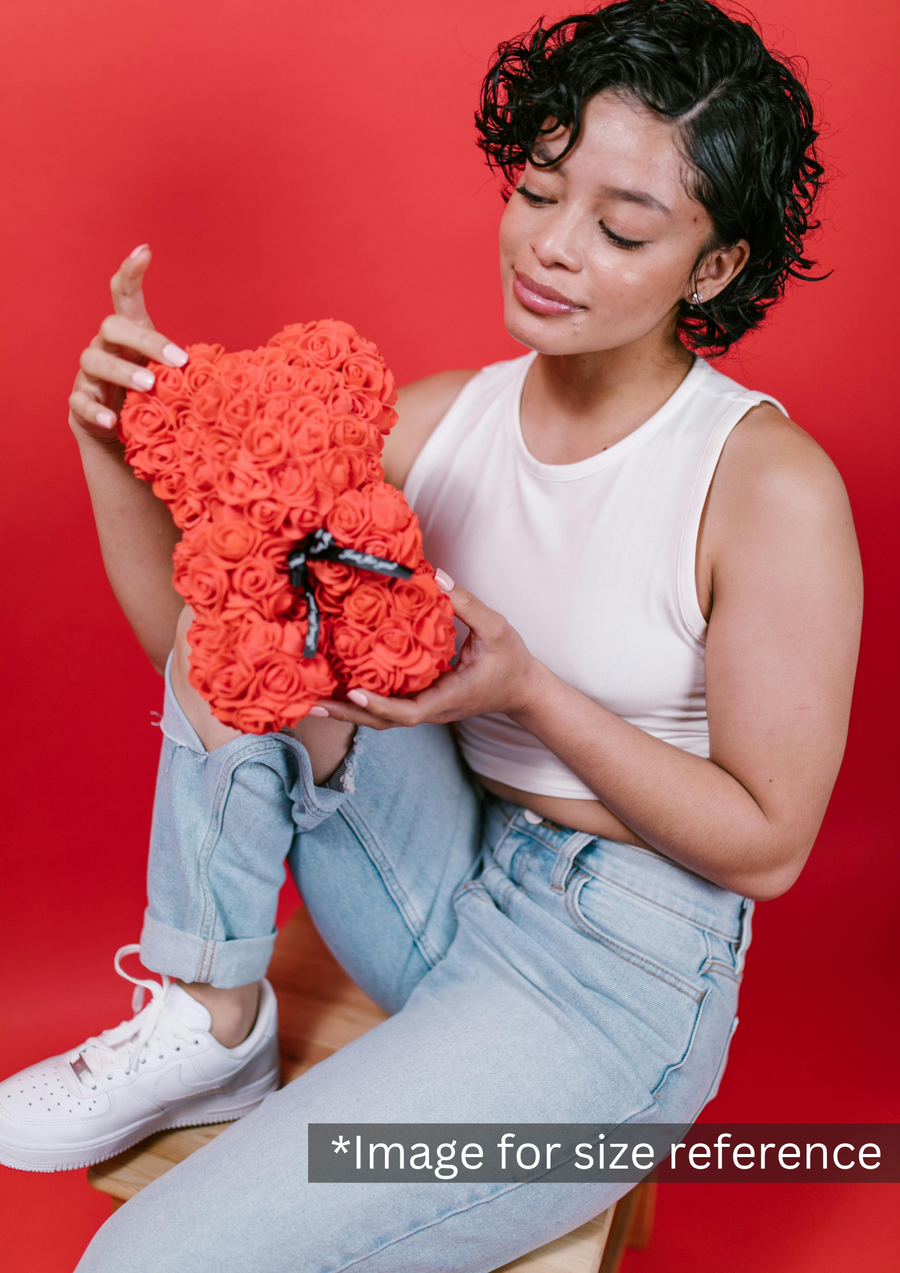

{"left": 1, "top": 1, "right": 897, "bottom": 1268}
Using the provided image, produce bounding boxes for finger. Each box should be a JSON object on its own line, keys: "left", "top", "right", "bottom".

{"left": 312, "top": 699, "right": 399, "bottom": 730}
{"left": 97, "top": 315, "right": 188, "bottom": 368}
{"left": 435, "top": 570, "right": 501, "bottom": 636}
{"left": 81, "top": 344, "right": 160, "bottom": 392}
{"left": 336, "top": 678, "right": 467, "bottom": 725}
{"left": 342, "top": 688, "right": 425, "bottom": 726}
{"left": 68, "top": 387, "right": 120, "bottom": 435}
{"left": 110, "top": 244, "right": 154, "bottom": 327}
{"left": 315, "top": 688, "right": 424, "bottom": 728}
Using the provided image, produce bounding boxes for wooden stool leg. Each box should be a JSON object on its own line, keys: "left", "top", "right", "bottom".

{"left": 625, "top": 1172, "right": 657, "bottom": 1249}
{"left": 597, "top": 1172, "right": 658, "bottom": 1273}
{"left": 597, "top": 1191, "right": 637, "bottom": 1273}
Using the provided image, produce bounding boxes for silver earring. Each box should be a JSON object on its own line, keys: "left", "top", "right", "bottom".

{"left": 691, "top": 291, "right": 703, "bottom": 304}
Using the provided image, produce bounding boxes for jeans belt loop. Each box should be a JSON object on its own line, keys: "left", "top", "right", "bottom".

{"left": 734, "top": 897, "right": 755, "bottom": 975}
{"left": 550, "top": 831, "right": 597, "bottom": 893}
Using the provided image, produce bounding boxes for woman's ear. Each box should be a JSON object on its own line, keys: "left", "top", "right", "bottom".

{"left": 688, "top": 238, "right": 750, "bottom": 305}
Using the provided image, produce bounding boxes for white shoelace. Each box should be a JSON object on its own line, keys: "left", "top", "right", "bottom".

{"left": 68, "top": 945, "right": 198, "bottom": 1086}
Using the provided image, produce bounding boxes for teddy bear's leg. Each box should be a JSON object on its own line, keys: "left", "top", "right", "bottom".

{"left": 170, "top": 605, "right": 356, "bottom": 784}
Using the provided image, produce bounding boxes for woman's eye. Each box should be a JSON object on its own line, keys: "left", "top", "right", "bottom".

{"left": 601, "top": 223, "right": 647, "bottom": 250}
{"left": 516, "top": 186, "right": 551, "bottom": 205}
{"left": 515, "top": 191, "right": 645, "bottom": 248}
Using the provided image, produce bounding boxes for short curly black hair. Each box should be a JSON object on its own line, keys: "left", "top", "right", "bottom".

{"left": 476, "top": 0, "right": 825, "bottom": 353}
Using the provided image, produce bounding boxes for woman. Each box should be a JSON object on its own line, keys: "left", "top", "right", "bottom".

{"left": 0, "top": 1, "right": 861, "bottom": 1269}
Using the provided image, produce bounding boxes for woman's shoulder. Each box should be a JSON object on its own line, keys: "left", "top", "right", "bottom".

{"left": 701, "top": 396, "right": 857, "bottom": 605}
{"left": 720, "top": 400, "right": 848, "bottom": 513}
{"left": 397, "top": 367, "right": 480, "bottom": 429}
{"left": 694, "top": 357, "right": 844, "bottom": 507}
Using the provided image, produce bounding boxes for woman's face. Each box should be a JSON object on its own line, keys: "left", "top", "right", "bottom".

{"left": 499, "top": 89, "right": 746, "bottom": 357}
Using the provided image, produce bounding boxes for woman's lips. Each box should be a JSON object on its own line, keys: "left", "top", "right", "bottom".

{"left": 512, "top": 271, "right": 585, "bottom": 316}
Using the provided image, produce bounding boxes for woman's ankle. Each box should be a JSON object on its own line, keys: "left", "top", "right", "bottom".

{"left": 177, "top": 979, "right": 262, "bottom": 1048}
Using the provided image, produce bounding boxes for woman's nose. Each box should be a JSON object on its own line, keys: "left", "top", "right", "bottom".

{"left": 530, "top": 206, "right": 584, "bottom": 273}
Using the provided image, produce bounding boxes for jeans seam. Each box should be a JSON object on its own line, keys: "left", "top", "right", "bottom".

{"left": 197, "top": 936, "right": 215, "bottom": 984}
{"left": 651, "top": 984, "right": 711, "bottom": 1102}
{"left": 478, "top": 862, "right": 520, "bottom": 914}
{"left": 498, "top": 875, "right": 517, "bottom": 913}
{"left": 690, "top": 1014, "right": 740, "bottom": 1115}
{"left": 566, "top": 870, "right": 705, "bottom": 1004}
{"left": 336, "top": 802, "right": 444, "bottom": 968}
{"left": 488, "top": 817, "right": 517, "bottom": 864}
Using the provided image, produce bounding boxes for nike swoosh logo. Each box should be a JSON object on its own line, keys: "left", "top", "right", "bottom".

{"left": 153, "top": 1062, "right": 234, "bottom": 1104}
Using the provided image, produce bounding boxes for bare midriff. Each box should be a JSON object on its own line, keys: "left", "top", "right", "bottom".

{"left": 475, "top": 774, "right": 656, "bottom": 853}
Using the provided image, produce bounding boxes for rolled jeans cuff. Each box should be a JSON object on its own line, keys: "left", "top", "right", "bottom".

{"left": 139, "top": 911, "right": 277, "bottom": 989}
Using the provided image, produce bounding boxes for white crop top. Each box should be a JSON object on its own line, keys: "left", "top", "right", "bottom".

{"left": 404, "top": 351, "right": 786, "bottom": 800}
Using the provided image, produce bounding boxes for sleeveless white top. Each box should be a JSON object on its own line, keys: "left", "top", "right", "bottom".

{"left": 404, "top": 351, "right": 786, "bottom": 800}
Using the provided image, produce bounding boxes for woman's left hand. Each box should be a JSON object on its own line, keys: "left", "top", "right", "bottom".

{"left": 312, "top": 572, "right": 546, "bottom": 730}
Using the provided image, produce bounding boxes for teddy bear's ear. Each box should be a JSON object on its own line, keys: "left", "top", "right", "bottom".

{"left": 118, "top": 390, "right": 181, "bottom": 485}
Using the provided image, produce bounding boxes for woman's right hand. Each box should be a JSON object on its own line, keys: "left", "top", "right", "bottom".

{"left": 67, "top": 244, "right": 189, "bottom": 445}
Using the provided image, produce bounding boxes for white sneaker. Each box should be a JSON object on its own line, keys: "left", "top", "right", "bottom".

{"left": 0, "top": 945, "right": 280, "bottom": 1172}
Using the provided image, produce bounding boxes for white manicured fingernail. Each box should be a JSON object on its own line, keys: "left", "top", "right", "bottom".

{"left": 347, "top": 690, "right": 368, "bottom": 707}
{"left": 131, "top": 368, "right": 155, "bottom": 390}
{"left": 309, "top": 706, "right": 330, "bottom": 718}
{"left": 129, "top": 243, "right": 149, "bottom": 258}
{"left": 162, "top": 343, "right": 189, "bottom": 368}
{"left": 435, "top": 569, "right": 454, "bottom": 592}
{"left": 96, "top": 409, "right": 116, "bottom": 428}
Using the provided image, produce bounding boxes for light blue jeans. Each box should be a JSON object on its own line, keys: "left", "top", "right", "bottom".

{"left": 78, "top": 660, "right": 753, "bottom": 1272}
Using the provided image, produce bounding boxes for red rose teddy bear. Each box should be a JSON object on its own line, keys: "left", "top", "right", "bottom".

{"left": 118, "top": 320, "right": 457, "bottom": 734}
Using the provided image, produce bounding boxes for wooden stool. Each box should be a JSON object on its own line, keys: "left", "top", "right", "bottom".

{"left": 88, "top": 908, "right": 656, "bottom": 1272}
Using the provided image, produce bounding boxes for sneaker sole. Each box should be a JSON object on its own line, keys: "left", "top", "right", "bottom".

{"left": 0, "top": 1068, "right": 280, "bottom": 1173}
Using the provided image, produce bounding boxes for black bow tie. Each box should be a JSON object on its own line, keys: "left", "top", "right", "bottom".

{"left": 286, "top": 529, "right": 414, "bottom": 657}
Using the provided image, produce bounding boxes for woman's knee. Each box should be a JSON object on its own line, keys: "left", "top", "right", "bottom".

{"left": 170, "top": 606, "right": 242, "bottom": 752}
{"left": 169, "top": 606, "right": 354, "bottom": 776}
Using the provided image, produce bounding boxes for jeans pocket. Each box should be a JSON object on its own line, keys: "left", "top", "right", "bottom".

{"left": 565, "top": 868, "right": 710, "bottom": 1004}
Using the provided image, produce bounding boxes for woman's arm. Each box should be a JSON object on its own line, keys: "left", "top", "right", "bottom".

{"left": 318, "top": 408, "right": 863, "bottom": 901}
{"left": 76, "top": 437, "right": 183, "bottom": 674}
{"left": 69, "top": 249, "right": 190, "bottom": 672}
